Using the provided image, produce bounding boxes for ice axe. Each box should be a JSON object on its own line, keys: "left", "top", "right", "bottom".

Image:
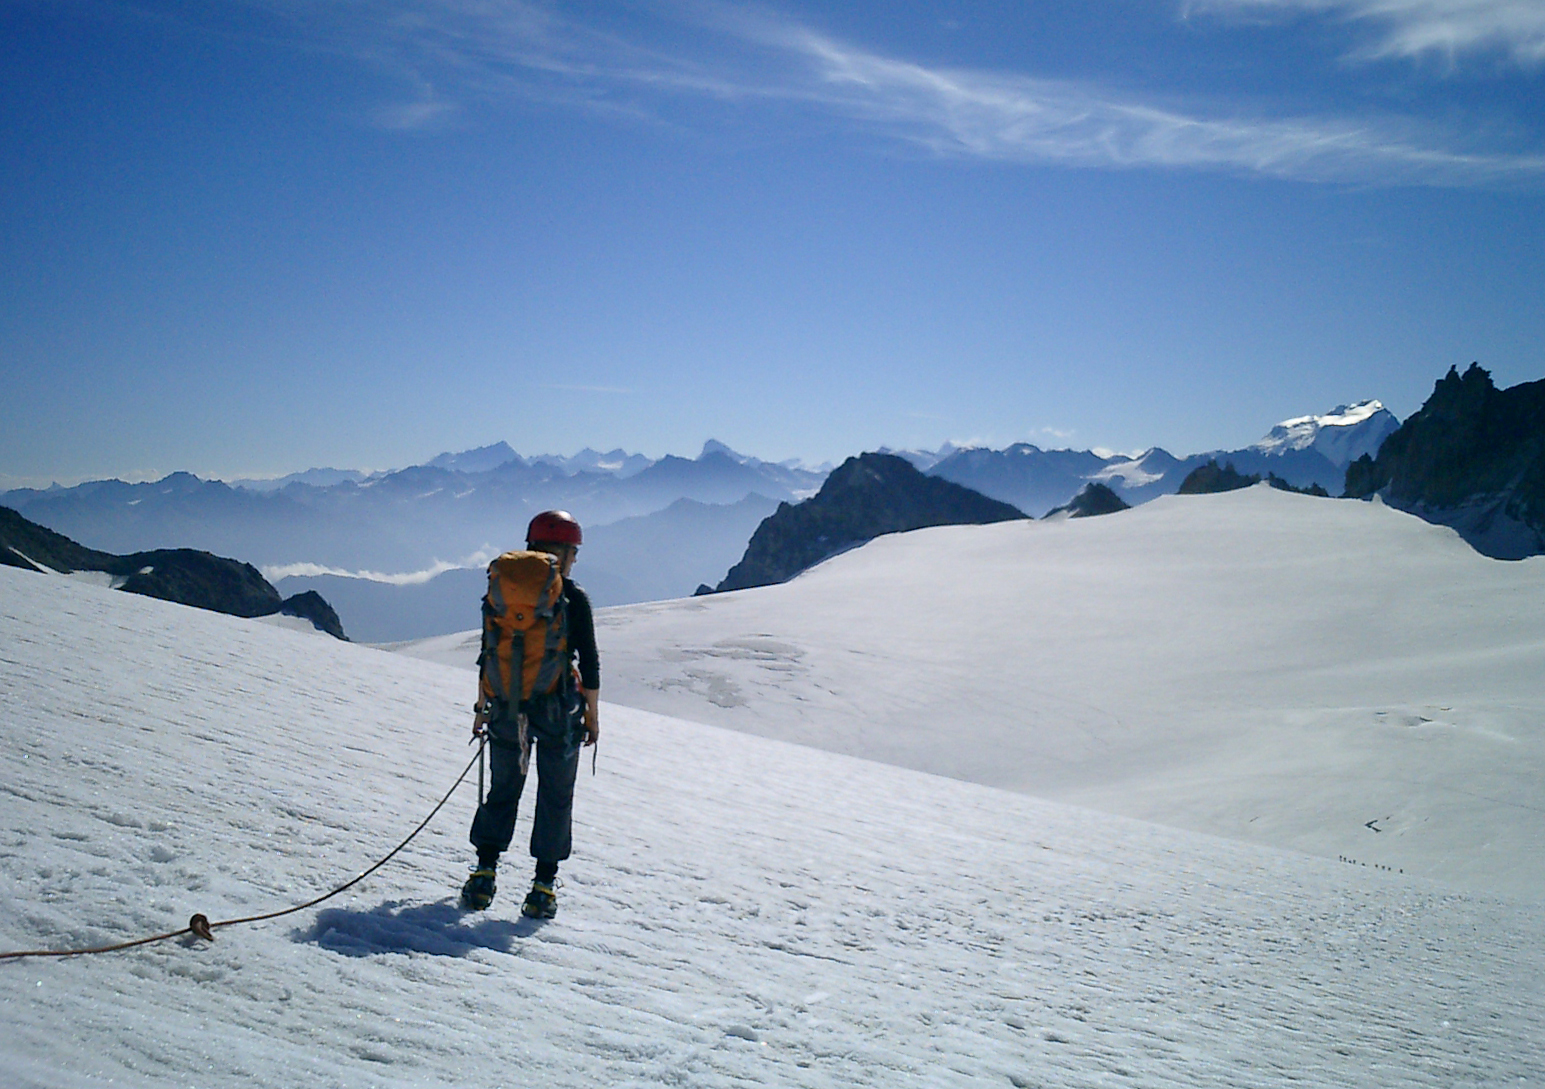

{"left": 470, "top": 698, "right": 492, "bottom": 806}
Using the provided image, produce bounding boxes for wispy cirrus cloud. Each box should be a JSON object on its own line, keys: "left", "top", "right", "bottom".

{"left": 282, "top": 0, "right": 775, "bottom": 126}
{"left": 761, "top": 24, "right": 1542, "bottom": 185}
{"left": 1188, "top": 0, "right": 1545, "bottom": 66}
{"left": 252, "top": 0, "right": 1545, "bottom": 186}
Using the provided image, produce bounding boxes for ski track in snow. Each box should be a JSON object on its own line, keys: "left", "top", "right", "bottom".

{"left": 3, "top": 567, "right": 1544, "bottom": 1087}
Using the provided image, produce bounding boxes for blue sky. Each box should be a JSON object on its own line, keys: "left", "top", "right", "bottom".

{"left": 3, "top": 0, "right": 1543, "bottom": 486}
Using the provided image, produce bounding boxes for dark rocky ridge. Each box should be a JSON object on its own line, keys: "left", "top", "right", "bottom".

{"left": 711, "top": 453, "right": 1027, "bottom": 593}
{"left": 1045, "top": 482, "right": 1131, "bottom": 518}
{"left": 1178, "top": 461, "right": 1330, "bottom": 498}
{"left": 1, "top": 506, "right": 346, "bottom": 638}
{"left": 272, "top": 590, "right": 348, "bottom": 641}
{"left": 1344, "top": 364, "right": 1545, "bottom": 559}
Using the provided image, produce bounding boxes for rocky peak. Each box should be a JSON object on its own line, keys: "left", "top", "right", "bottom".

{"left": 1344, "top": 363, "right": 1545, "bottom": 558}
{"left": 712, "top": 453, "right": 1026, "bottom": 593}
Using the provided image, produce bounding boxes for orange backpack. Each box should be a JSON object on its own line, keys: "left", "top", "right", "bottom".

{"left": 477, "top": 550, "right": 569, "bottom": 710}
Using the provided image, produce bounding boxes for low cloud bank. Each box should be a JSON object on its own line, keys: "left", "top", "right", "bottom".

{"left": 263, "top": 551, "right": 497, "bottom": 586}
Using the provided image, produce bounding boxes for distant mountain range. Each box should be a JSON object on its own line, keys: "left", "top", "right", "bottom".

{"left": 424, "top": 441, "right": 661, "bottom": 478}
{"left": 1, "top": 441, "right": 825, "bottom": 585}
{"left": 236, "top": 440, "right": 818, "bottom": 491}
{"left": 924, "top": 401, "right": 1398, "bottom": 517}
{"left": 0, "top": 399, "right": 1417, "bottom": 640}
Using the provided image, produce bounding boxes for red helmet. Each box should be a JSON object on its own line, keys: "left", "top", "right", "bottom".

{"left": 526, "top": 509, "right": 583, "bottom": 547}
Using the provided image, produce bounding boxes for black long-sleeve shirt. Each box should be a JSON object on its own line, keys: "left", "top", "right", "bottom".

{"left": 564, "top": 578, "right": 600, "bottom": 691}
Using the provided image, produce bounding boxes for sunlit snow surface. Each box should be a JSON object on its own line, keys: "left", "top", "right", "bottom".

{"left": 405, "top": 487, "right": 1545, "bottom": 900}
{"left": 3, "top": 498, "right": 1545, "bottom": 1086}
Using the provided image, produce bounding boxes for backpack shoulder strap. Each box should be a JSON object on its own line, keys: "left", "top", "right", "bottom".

{"left": 530, "top": 576, "right": 569, "bottom": 696}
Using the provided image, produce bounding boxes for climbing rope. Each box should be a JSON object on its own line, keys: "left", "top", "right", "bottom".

{"left": 0, "top": 742, "right": 485, "bottom": 962}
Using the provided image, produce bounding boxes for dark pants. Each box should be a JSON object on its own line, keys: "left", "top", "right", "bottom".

{"left": 469, "top": 691, "right": 582, "bottom": 868}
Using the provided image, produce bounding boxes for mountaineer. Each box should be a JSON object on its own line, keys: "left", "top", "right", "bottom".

{"left": 460, "top": 509, "right": 599, "bottom": 917}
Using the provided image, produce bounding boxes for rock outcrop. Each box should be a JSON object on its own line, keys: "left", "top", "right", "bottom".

{"left": 277, "top": 589, "right": 348, "bottom": 640}
{"left": 1, "top": 506, "right": 347, "bottom": 637}
{"left": 1179, "top": 461, "right": 1330, "bottom": 498}
{"left": 713, "top": 453, "right": 1026, "bottom": 593}
{"left": 1344, "top": 364, "right": 1545, "bottom": 559}
{"left": 1045, "top": 482, "right": 1131, "bottom": 518}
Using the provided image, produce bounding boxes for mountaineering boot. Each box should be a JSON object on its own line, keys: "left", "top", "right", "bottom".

{"left": 521, "top": 880, "right": 557, "bottom": 919}
{"left": 460, "top": 867, "right": 497, "bottom": 911}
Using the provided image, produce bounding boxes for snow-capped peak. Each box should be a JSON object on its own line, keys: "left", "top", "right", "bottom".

{"left": 1252, "top": 400, "right": 1399, "bottom": 467}
{"left": 700, "top": 439, "right": 749, "bottom": 463}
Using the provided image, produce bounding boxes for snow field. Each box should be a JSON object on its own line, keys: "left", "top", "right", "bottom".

{"left": 488, "top": 487, "right": 1545, "bottom": 899}
{"left": 3, "top": 566, "right": 1544, "bottom": 1086}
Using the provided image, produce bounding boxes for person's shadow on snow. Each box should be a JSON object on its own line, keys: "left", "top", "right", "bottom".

{"left": 295, "top": 899, "right": 546, "bottom": 957}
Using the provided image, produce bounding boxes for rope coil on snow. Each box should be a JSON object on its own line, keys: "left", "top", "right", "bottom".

{"left": 0, "top": 743, "right": 485, "bottom": 962}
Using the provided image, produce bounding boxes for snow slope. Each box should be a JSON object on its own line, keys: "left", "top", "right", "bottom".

{"left": 406, "top": 486, "right": 1545, "bottom": 900}
{"left": 5, "top": 559, "right": 1543, "bottom": 1086}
